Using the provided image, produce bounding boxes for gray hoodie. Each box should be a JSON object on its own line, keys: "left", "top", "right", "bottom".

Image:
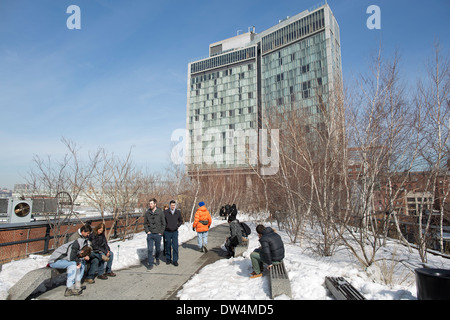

{"left": 48, "top": 237, "right": 87, "bottom": 264}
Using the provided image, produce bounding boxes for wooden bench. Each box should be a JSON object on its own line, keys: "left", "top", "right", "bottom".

{"left": 7, "top": 267, "right": 66, "bottom": 300}
{"left": 324, "top": 276, "right": 366, "bottom": 300}
{"left": 269, "top": 260, "right": 292, "bottom": 299}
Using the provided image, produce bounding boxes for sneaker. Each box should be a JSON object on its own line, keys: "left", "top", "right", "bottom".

{"left": 173, "top": 261, "right": 179, "bottom": 267}
{"left": 85, "top": 278, "right": 95, "bottom": 284}
{"left": 203, "top": 245, "right": 208, "bottom": 253}
{"left": 146, "top": 265, "right": 153, "bottom": 272}
{"left": 155, "top": 259, "right": 160, "bottom": 266}
{"left": 199, "top": 247, "right": 204, "bottom": 252}
{"left": 64, "top": 288, "right": 82, "bottom": 296}
{"left": 250, "top": 272, "right": 262, "bottom": 279}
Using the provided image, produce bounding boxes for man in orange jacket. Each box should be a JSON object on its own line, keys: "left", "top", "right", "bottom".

{"left": 193, "top": 201, "right": 212, "bottom": 252}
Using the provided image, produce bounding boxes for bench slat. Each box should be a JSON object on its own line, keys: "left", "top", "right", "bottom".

{"left": 325, "top": 276, "right": 366, "bottom": 300}
{"left": 269, "top": 261, "right": 292, "bottom": 299}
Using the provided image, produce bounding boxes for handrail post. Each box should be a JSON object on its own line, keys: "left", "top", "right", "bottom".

{"left": 44, "top": 224, "right": 51, "bottom": 254}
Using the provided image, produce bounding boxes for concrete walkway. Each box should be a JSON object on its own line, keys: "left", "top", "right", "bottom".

{"left": 35, "top": 224, "right": 231, "bottom": 300}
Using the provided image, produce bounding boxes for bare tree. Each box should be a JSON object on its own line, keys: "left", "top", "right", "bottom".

{"left": 26, "top": 138, "right": 99, "bottom": 247}
{"left": 259, "top": 72, "right": 348, "bottom": 253}
{"left": 84, "top": 148, "right": 144, "bottom": 240}
{"left": 341, "top": 48, "right": 420, "bottom": 267}
{"left": 413, "top": 41, "right": 450, "bottom": 260}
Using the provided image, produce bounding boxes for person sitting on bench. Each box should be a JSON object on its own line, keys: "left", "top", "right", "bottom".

{"left": 249, "top": 224, "right": 285, "bottom": 279}
{"left": 48, "top": 239, "right": 92, "bottom": 296}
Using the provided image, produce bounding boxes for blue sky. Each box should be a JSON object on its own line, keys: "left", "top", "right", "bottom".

{"left": 0, "top": 0, "right": 448, "bottom": 189}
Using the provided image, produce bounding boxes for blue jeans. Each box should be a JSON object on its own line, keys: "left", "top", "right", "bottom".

{"left": 147, "top": 233, "right": 162, "bottom": 266}
{"left": 87, "top": 253, "right": 100, "bottom": 279}
{"left": 88, "top": 252, "right": 114, "bottom": 278}
{"left": 197, "top": 231, "right": 208, "bottom": 249}
{"left": 164, "top": 231, "right": 179, "bottom": 263}
{"left": 50, "top": 259, "right": 85, "bottom": 288}
{"left": 102, "top": 251, "right": 114, "bottom": 274}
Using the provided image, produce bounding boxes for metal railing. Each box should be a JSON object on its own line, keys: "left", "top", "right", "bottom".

{"left": 0, "top": 214, "right": 144, "bottom": 264}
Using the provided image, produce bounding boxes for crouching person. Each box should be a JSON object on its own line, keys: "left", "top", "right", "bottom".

{"left": 48, "top": 240, "right": 91, "bottom": 296}
{"left": 224, "top": 215, "right": 244, "bottom": 258}
{"left": 250, "top": 224, "right": 284, "bottom": 279}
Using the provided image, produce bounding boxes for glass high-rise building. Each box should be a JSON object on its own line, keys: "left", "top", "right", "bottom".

{"left": 186, "top": 3, "right": 342, "bottom": 176}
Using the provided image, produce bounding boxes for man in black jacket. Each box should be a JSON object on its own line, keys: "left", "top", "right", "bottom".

{"left": 163, "top": 200, "right": 183, "bottom": 266}
{"left": 144, "top": 198, "right": 166, "bottom": 270}
{"left": 250, "top": 224, "right": 285, "bottom": 278}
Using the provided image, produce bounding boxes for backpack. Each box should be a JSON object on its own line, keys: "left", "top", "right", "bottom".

{"left": 240, "top": 222, "right": 251, "bottom": 237}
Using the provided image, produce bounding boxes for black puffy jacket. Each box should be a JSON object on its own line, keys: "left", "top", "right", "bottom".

{"left": 259, "top": 227, "right": 285, "bottom": 265}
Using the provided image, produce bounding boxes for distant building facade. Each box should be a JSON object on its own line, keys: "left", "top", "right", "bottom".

{"left": 186, "top": 3, "right": 342, "bottom": 176}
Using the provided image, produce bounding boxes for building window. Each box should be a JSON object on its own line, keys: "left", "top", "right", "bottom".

{"left": 276, "top": 73, "right": 284, "bottom": 82}
{"left": 302, "top": 90, "right": 309, "bottom": 99}
{"left": 302, "top": 64, "right": 310, "bottom": 73}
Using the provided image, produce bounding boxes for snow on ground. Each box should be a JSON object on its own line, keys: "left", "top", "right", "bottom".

{"left": 1, "top": 214, "right": 449, "bottom": 300}
{"left": 176, "top": 218, "right": 443, "bottom": 300}
{"left": 178, "top": 217, "right": 449, "bottom": 300}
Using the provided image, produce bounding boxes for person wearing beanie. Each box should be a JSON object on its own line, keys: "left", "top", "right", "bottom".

{"left": 193, "top": 201, "right": 212, "bottom": 252}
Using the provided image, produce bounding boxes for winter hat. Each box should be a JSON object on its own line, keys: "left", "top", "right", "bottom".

{"left": 199, "top": 201, "right": 205, "bottom": 207}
